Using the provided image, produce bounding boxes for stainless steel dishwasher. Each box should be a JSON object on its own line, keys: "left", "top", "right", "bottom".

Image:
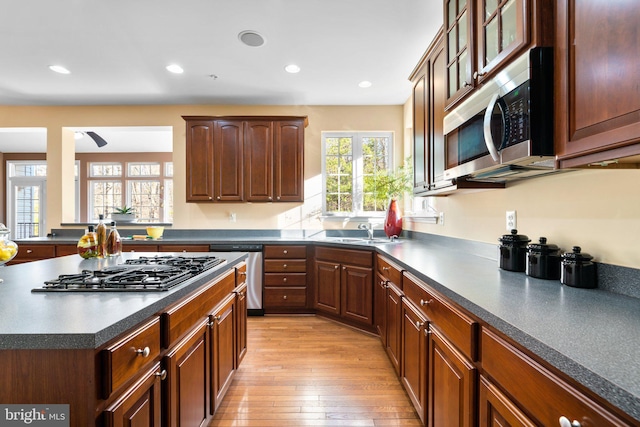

{"left": 209, "top": 243, "right": 263, "bottom": 316}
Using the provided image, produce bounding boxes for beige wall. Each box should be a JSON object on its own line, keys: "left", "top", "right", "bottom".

{"left": 2, "top": 103, "right": 640, "bottom": 268}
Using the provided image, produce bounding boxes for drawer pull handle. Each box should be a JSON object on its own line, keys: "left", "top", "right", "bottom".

{"left": 135, "top": 347, "right": 151, "bottom": 358}
{"left": 283, "top": 264, "right": 288, "bottom": 269}
{"left": 420, "top": 299, "right": 433, "bottom": 306}
{"left": 559, "top": 417, "right": 581, "bottom": 427}
{"left": 155, "top": 369, "right": 167, "bottom": 381}
{"left": 382, "top": 266, "right": 389, "bottom": 271}
{"left": 27, "top": 249, "right": 33, "bottom": 254}
{"left": 283, "top": 295, "right": 287, "bottom": 300}
{"left": 283, "top": 250, "right": 288, "bottom": 254}
{"left": 239, "top": 271, "right": 247, "bottom": 276}
{"left": 283, "top": 277, "right": 287, "bottom": 282}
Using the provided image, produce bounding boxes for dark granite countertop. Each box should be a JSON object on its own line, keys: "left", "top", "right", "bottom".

{"left": 9, "top": 230, "right": 640, "bottom": 421}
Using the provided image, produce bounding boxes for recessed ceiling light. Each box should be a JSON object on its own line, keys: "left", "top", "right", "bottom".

{"left": 166, "top": 64, "right": 184, "bottom": 74}
{"left": 238, "top": 30, "right": 266, "bottom": 47}
{"left": 49, "top": 65, "right": 70, "bottom": 74}
{"left": 358, "top": 81, "right": 372, "bottom": 88}
{"left": 284, "top": 64, "right": 301, "bottom": 74}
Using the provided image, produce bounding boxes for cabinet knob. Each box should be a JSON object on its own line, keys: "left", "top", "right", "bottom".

{"left": 155, "top": 369, "right": 167, "bottom": 381}
{"left": 334, "top": 265, "right": 339, "bottom": 269}
{"left": 208, "top": 321, "right": 215, "bottom": 328}
{"left": 277, "top": 196, "right": 281, "bottom": 201}
{"left": 283, "top": 295, "right": 287, "bottom": 300}
{"left": 473, "top": 71, "right": 486, "bottom": 80}
{"left": 420, "top": 299, "right": 433, "bottom": 306}
{"left": 283, "top": 250, "right": 288, "bottom": 254}
{"left": 208, "top": 196, "right": 212, "bottom": 200}
{"left": 215, "top": 315, "right": 221, "bottom": 322}
{"left": 463, "top": 80, "right": 472, "bottom": 87}
{"left": 559, "top": 417, "right": 581, "bottom": 427}
{"left": 27, "top": 249, "right": 33, "bottom": 254}
{"left": 283, "top": 277, "right": 287, "bottom": 282}
{"left": 268, "top": 196, "right": 273, "bottom": 201}
{"left": 239, "top": 271, "right": 247, "bottom": 277}
{"left": 415, "top": 321, "right": 424, "bottom": 329}
{"left": 283, "top": 264, "right": 288, "bottom": 269}
{"left": 135, "top": 346, "right": 151, "bottom": 358}
{"left": 382, "top": 266, "right": 389, "bottom": 271}
{"left": 342, "top": 266, "right": 346, "bottom": 270}
{"left": 216, "top": 196, "right": 221, "bottom": 200}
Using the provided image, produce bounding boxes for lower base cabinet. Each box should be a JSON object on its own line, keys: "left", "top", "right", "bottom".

{"left": 210, "top": 294, "right": 236, "bottom": 414}
{"left": 479, "top": 375, "right": 536, "bottom": 427}
{"left": 401, "top": 299, "right": 428, "bottom": 423}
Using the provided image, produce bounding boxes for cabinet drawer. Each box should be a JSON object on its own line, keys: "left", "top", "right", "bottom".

{"left": 17, "top": 244, "right": 56, "bottom": 260}
{"left": 264, "top": 245, "right": 307, "bottom": 259}
{"left": 122, "top": 244, "right": 159, "bottom": 252}
{"left": 403, "top": 272, "right": 477, "bottom": 360}
{"left": 264, "top": 272, "right": 307, "bottom": 287}
{"left": 377, "top": 254, "right": 403, "bottom": 286}
{"left": 101, "top": 317, "right": 161, "bottom": 398}
{"left": 264, "top": 259, "right": 306, "bottom": 273}
{"left": 55, "top": 244, "right": 78, "bottom": 257}
{"left": 315, "top": 246, "right": 373, "bottom": 268}
{"left": 236, "top": 262, "right": 247, "bottom": 286}
{"left": 264, "top": 287, "right": 307, "bottom": 307}
{"left": 481, "top": 327, "right": 633, "bottom": 427}
{"left": 161, "top": 270, "right": 235, "bottom": 348}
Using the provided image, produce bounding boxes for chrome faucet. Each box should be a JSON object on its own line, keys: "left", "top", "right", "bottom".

{"left": 357, "top": 222, "right": 374, "bottom": 240}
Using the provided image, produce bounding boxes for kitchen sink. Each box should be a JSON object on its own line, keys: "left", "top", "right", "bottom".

{"left": 317, "top": 237, "right": 399, "bottom": 245}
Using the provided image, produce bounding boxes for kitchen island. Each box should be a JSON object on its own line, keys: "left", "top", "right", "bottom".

{"left": 0, "top": 251, "right": 248, "bottom": 426}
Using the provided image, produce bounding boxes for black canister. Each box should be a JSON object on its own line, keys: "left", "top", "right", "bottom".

{"left": 561, "top": 246, "right": 597, "bottom": 288}
{"left": 498, "top": 229, "right": 530, "bottom": 272}
{"left": 526, "top": 237, "right": 561, "bottom": 279}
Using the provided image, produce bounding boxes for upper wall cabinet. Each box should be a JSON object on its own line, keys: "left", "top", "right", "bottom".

{"left": 555, "top": 1, "right": 640, "bottom": 168}
{"left": 444, "top": 0, "right": 553, "bottom": 109}
{"left": 184, "top": 116, "right": 307, "bottom": 203}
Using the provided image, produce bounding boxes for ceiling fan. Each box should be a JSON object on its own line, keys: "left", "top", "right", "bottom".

{"left": 76, "top": 131, "right": 108, "bottom": 147}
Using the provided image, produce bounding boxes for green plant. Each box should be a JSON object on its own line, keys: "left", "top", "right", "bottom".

{"left": 112, "top": 205, "right": 135, "bottom": 214}
{"left": 375, "top": 156, "right": 413, "bottom": 201}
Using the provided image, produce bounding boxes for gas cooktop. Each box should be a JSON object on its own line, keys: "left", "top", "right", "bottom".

{"left": 32, "top": 255, "right": 226, "bottom": 292}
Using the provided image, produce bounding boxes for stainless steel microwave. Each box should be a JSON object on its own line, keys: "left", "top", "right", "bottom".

{"left": 443, "top": 48, "right": 556, "bottom": 182}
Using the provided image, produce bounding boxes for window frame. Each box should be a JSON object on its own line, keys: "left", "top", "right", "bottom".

{"left": 321, "top": 131, "right": 394, "bottom": 217}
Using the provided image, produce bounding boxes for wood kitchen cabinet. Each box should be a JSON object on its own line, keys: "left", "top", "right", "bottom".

{"left": 374, "top": 255, "right": 404, "bottom": 375}
{"left": 481, "top": 327, "right": 635, "bottom": 427}
{"left": 234, "top": 263, "right": 248, "bottom": 365}
{"left": 314, "top": 246, "right": 374, "bottom": 331}
{"left": 555, "top": 0, "right": 640, "bottom": 168}
{"left": 443, "top": 0, "right": 552, "bottom": 109}
{"left": 9, "top": 243, "right": 55, "bottom": 264}
{"left": 401, "top": 298, "right": 428, "bottom": 424}
{"left": 263, "top": 244, "right": 310, "bottom": 313}
{"left": 209, "top": 294, "right": 236, "bottom": 414}
{"left": 183, "top": 116, "right": 307, "bottom": 203}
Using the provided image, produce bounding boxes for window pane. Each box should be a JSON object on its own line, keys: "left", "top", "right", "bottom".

{"left": 91, "top": 181, "right": 122, "bottom": 219}
{"left": 129, "top": 180, "right": 161, "bottom": 222}
{"left": 12, "top": 164, "right": 47, "bottom": 177}
{"left": 90, "top": 163, "right": 122, "bottom": 177}
{"left": 15, "top": 184, "right": 41, "bottom": 238}
{"left": 128, "top": 163, "right": 160, "bottom": 177}
{"left": 164, "top": 179, "right": 173, "bottom": 223}
{"left": 501, "top": 0, "right": 517, "bottom": 49}
{"left": 486, "top": 16, "right": 499, "bottom": 63}
{"left": 165, "top": 162, "right": 173, "bottom": 177}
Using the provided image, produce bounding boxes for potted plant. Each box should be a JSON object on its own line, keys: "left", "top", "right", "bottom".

{"left": 110, "top": 206, "right": 136, "bottom": 223}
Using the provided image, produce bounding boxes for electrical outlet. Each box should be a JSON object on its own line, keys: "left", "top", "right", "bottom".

{"left": 439, "top": 212, "right": 445, "bottom": 226}
{"left": 506, "top": 210, "right": 517, "bottom": 231}
{"left": 229, "top": 212, "right": 237, "bottom": 222}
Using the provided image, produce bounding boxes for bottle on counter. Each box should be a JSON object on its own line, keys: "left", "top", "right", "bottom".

{"left": 96, "top": 214, "right": 107, "bottom": 258}
{"left": 77, "top": 225, "right": 98, "bottom": 259}
{"left": 106, "top": 221, "right": 122, "bottom": 257}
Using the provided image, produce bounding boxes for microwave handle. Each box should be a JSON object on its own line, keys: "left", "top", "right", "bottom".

{"left": 483, "top": 93, "right": 501, "bottom": 162}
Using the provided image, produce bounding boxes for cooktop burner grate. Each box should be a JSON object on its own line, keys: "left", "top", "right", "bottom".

{"left": 34, "top": 255, "right": 225, "bottom": 292}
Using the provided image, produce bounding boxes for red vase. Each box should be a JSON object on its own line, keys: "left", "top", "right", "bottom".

{"left": 383, "top": 199, "right": 402, "bottom": 238}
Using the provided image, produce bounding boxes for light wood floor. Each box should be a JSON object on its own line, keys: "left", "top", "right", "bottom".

{"left": 208, "top": 315, "right": 421, "bottom": 427}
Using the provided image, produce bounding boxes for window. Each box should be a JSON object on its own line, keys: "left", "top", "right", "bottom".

{"left": 322, "top": 131, "right": 393, "bottom": 216}
{"left": 88, "top": 161, "right": 172, "bottom": 223}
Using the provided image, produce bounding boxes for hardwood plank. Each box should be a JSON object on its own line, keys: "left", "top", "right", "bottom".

{"left": 208, "top": 316, "right": 420, "bottom": 426}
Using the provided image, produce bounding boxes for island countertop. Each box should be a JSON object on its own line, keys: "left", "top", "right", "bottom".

{"left": 0, "top": 252, "right": 247, "bottom": 350}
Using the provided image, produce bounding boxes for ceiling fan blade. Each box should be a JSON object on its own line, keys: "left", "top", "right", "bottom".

{"left": 86, "top": 131, "right": 108, "bottom": 147}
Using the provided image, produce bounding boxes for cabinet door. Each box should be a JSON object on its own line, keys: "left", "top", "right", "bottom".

{"left": 244, "top": 121, "right": 273, "bottom": 202}
{"left": 428, "top": 327, "right": 476, "bottom": 427}
{"left": 401, "top": 299, "right": 428, "bottom": 424}
{"left": 103, "top": 362, "right": 163, "bottom": 427}
{"left": 213, "top": 120, "right": 244, "bottom": 201}
{"left": 341, "top": 264, "right": 373, "bottom": 326}
{"left": 210, "top": 296, "right": 236, "bottom": 414}
{"left": 385, "top": 282, "right": 403, "bottom": 376}
{"left": 273, "top": 120, "right": 305, "bottom": 202}
{"left": 479, "top": 376, "right": 536, "bottom": 427}
{"left": 163, "top": 320, "right": 209, "bottom": 427}
{"left": 555, "top": 0, "right": 640, "bottom": 167}
{"left": 234, "top": 282, "right": 248, "bottom": 365}
{"left": 374, "top": 272, "right": 388, "bottom": 344}
{"left": 315, "top": 260, "right": 341, "bottom": 316}
{"left": 476, "top": 0, "right": 527, "bottom": 82}
{"left": 413, "top": 73, "right": 429, "bottom": 193}
{"left": 430, "top": 35, "right": 448, "bottom": 187}
{"left": 186, "top": 119, "right": 215, "bottom": 202}
{"left": 445, "top": 0, "right": 474, "bottom": 107}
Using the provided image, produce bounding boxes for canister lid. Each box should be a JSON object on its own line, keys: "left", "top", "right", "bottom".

{"left": 499, "top": 229, "right": 530, "bottom": 245}
{"left": 561, "top": 246, "right": 593, "bottom": 262}
{"left": 527, "top": 237, "right": 560, "bottom": 254}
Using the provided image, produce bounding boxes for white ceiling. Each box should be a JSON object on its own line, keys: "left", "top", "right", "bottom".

{"left": 0, "top": 0, "right": 443, "bottom": 152}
